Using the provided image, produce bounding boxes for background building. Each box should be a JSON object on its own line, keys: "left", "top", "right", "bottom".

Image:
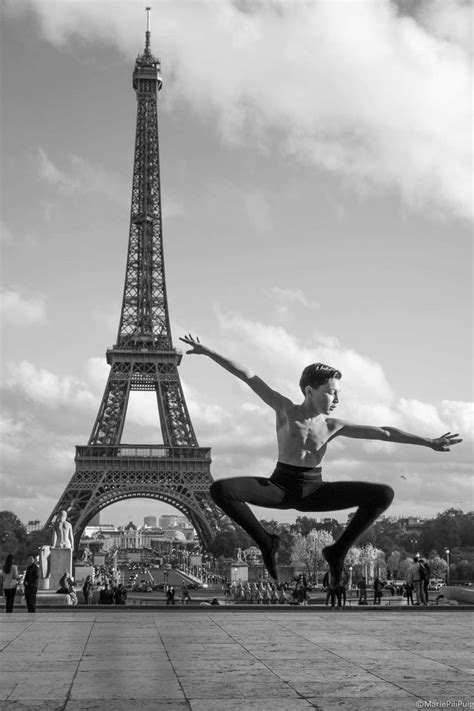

{"left": 159, "top": 515, "right": 188, "bottom": 529}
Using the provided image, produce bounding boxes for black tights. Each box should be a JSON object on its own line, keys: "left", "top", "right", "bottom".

{"left": 210, "top": 463, "right": 394, "bottom": 558}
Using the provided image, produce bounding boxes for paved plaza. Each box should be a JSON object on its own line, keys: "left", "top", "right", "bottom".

{"left": 0, "top": 608, "right": 473, "bottom": 710}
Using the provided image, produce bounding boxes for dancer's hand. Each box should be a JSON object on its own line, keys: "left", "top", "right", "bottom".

{"left": 179, "top": 334, "right": 207, "bottom": 355}
{"left": 430, "top": 432, "right": 462, "bottom": 452}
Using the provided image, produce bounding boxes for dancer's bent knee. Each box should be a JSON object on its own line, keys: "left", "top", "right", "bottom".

{"left": 375, "top": 484, "right": 394, "bottom": 509}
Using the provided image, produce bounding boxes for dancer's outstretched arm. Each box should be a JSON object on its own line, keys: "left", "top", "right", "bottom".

{"left": 331, "top": 421, "right": 462, "bottom": 452}
{"left": 179, "top": 334, "right": 288, "bottom": 409}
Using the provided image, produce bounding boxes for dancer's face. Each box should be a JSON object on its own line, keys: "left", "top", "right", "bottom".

{"left": 307, "top": 377, "right": 340, "bottom": 415}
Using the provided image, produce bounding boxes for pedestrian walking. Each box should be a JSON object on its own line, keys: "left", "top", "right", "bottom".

{"left": 419, "top": 558, "right": 430, "bottom": 604}
{"left": 165, "top": 585, "right": 175, "bottom": 605}
{"left": 408, "top": 556, "right": 427, "bottom": 605}
{"left": 373, "top": 577, "right": 383, "bottom": 605}
{"left": 82, "top": 575, "right": 93, "bottom": 605}
{"left": 2, "top": 554, "right": 19, "bottom": 613}
{"left": 23, "top": 554, "right": 39, "bottom": 613}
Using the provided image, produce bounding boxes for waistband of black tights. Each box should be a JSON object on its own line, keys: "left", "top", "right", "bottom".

{"left": 272, "top": 461, "right": 322, "bottom": 479}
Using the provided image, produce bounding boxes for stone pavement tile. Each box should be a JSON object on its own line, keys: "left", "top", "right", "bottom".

{"left": 65, "top": 702, "right": 189, "bottom": 711}
{"left": 69, "top": 672, "right": 184, "bottom": 701}
{"left": 237, "top": 680, "right": 303, "bottom": 698}
{"left": 180, "top": 682, "right": 244, "bottom": 699}
{"left": 291, "top": 679, "right": 415, "bottom": 698}
{"left": 0, "top": 687, "right": 16, "bottom": 703}
{"left": 390, "top": 680, "right": 471, "bottom": 700}
{"left": 279, "top": 668, "right": 377, "bottom": 683}
{"left": 0, "top": 701, "right": 65, "bottom": 710}
{"left": 340, "top": 649, "right": 460, "bottom": 673}
{"left": 78, "top": 655, "right": 173, "bottom": 671}
{"left": 28, "top": 659, "right": 79, "bottom": 672}
{"left": 0, "top": 655, "right": 39, "bottom": 672}
{"left": 189, "top": 700, "right": 314, "bottom": 710}
{"left": 307, "top": 699, "right": 423, "bottom": 711}
{"left": 81, "top": 642, "right": 164, "bottom": 655}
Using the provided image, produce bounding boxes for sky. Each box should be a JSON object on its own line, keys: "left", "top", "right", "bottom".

{"left": 1, "top": 0, "right": 472, "bottom": 531}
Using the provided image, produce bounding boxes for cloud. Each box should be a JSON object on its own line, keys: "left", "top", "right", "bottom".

{"left": 412, "top": 0, "right": 471, "bottom": 53}
{"left": 37, "top": 148, "right": 129, "bottom": 207}
{"left": 12, "top": 0, "right": 472, "bottom": 221}
{"left": 3, "top": 360, "right": 97, "bottom": 410}
{"left": 270, "top": 287, "right": 320, "bottom": 314}
{"left": 0, "top": 288, "right": 47, "bottom": 326}
{"left": 38, "top": 148, "right": 78, "bottom": 192}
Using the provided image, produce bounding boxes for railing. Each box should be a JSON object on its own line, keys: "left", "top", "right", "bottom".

{"left": 75, "top": 445, "right": 211, "bottom": 460}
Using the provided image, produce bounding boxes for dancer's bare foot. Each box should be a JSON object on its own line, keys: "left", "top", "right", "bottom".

{"left": 323, "top": 545, "right": 345, "bottom": 590}
{"left": 262, "top": 534, "right": 280, "bottom": 580}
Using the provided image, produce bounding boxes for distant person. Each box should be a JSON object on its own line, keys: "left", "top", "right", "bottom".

{"left": 373, "top": 577, "right": 383, "bottom": 605}
{"left": 2, "top": 554, "right": 19, "bottom": 613}
{"left": 82, "top": 575, "right": 93, "bottom": 605}
{"left": 98, "top": 582, "right": 114, "bottom": 605}
{"left": 165, "top": 586, "right": 175, "bottom": 605}
{"left": 114, "top": 584, "right": 127, "bottom": 605}
{"left": 23, "top": 554, "right": 40, "bottom": 613}
{"left": 338, "top": 567, "right": 349, "bottom": 607}
{"left": 323, "top": 571, "right": 336, "bottom": 607}
{"left": 404, "top": 580, "right": 414, "bottom": 605}
{"left": 180, "top": 334, "right": 461, "bottom": 588}
{"left": 357, "top": 578, "right": 368, "bottom": 605}
{"left": 408, "top": 556, "right": 427, "bottom": 605}
{"left": 419, "top": 558, "right": 430, "bottom": 604}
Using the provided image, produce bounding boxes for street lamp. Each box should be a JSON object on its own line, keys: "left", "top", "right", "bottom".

{"left": 348, "top": 565, "right": 353, "bottom": 590}
{"left": 445, "top": 549, "right": 450, "bottom": 585}
{"left": 410, "top": 539, "right": 418, "bottom": 556}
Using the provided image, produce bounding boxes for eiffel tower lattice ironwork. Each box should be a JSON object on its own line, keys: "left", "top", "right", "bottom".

{"left": 45, "top": 12, "right": 222, "bottom": 550}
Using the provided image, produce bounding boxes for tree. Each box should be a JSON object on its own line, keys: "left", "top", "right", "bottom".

{"left": 359, "top": 543, "right": 385, "bottom": 583}
{"left": 399, "top": 557, "right": 413, "bottom": 580}
{"left": 0, "top": 511, "right": 28, "bottom": 561}
{"left": 387, "top": 550, "right": 402, "bottom": 579}
{"left": 429, "top": 555, "right": 448, "bottom": 580}
{"left": 291, "top": 529, "right": 333, "bottom": 582}
{"left": 210, "top": 529, "right": 253, "bottom": 559}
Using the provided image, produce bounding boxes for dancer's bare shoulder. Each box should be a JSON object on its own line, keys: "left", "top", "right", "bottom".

{"left": 246, "top": 375, "right": 294, "bottom": 411}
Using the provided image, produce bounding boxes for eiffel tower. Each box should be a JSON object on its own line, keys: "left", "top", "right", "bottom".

{"left": 45, "top": 10, "right": 222, "bottom": 551}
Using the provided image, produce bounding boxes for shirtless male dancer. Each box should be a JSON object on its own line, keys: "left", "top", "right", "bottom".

{"left": 180, "top": 334, "right": 462, "bottom": 589}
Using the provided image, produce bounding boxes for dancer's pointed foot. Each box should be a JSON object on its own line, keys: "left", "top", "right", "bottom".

{"left": 262, "top": 534, "right": 280, "bottom": 580}
{"left": 323, "top": 545, "right": 345, "bottom": 591}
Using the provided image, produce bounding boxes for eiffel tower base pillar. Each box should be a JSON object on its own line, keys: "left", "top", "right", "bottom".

{"left": 50, "top": 548, "right": 72, "bottom": 591}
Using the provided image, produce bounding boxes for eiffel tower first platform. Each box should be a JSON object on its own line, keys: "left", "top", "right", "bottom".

{"left": 45, "top": 11, "right": 222, "bottom": 552}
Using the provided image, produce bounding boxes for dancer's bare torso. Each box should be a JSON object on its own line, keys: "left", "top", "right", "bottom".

{"left": 275, "top": 403, "right": 341, "bottom": 468}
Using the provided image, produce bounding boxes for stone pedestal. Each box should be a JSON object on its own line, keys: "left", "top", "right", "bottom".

{"left": 39, "top": 578, "right": 50, "bottom": 591}
{"left": 50, "top": 548, "right": 72, "bottom": 591}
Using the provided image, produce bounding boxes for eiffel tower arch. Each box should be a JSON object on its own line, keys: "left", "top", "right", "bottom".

{"left": 45, "top": 11, "right": 223, "bottom": 552}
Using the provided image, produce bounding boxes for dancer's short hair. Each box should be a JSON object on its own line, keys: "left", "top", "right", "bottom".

{"left": 299, "top": 363, "right": 342, "bottom": 394}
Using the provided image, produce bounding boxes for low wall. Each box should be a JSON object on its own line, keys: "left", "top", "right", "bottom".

{"left": 18, "top": 592, "right": 72, "bottom": 607}
{"left": 437, "top": 586, "right": 474, "bottom": 605}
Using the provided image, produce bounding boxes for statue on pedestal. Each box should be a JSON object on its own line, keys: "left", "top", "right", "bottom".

{"left": 39, "top": 545, "right": 51, "bottom": 579}
{"left": 52, "top": 510, "right": 74, "bottom": 549}
{"left": 80, "top": 546, "right": 92, "bottom": 564}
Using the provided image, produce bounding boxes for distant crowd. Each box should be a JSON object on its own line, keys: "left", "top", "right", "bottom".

{"left": 2, "top": 552, "right": 436, "bottom": 612}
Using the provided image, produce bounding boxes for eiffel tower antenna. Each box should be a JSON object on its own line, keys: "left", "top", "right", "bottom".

{"left": 45, "top": 12, "right": 223, "bottom": 551}
{"left": 145, "top": 6, "right": 151, "bottom": 52}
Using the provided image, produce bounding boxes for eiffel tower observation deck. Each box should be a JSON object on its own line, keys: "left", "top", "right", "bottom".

{"left": 45, "top": 9, "right": 223, "bottom": 551}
